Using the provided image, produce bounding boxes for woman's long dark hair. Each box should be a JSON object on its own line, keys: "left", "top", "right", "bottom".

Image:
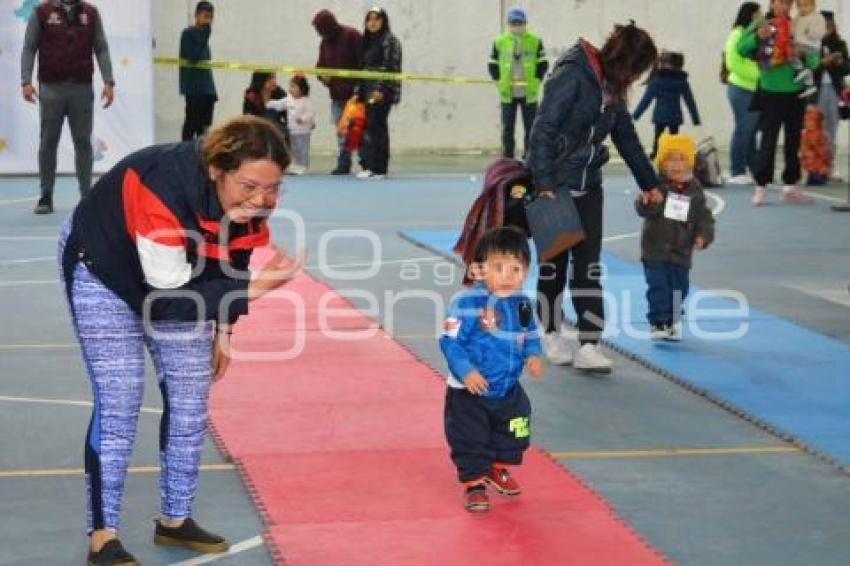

{"left": 248, "top": 71, "right": 274, "bottom": 94}
{"left": 599, "top": 22, "right": 658, "bottom": 100}
{"left": 732, "top": 2, "right": 761, "bottom": 29}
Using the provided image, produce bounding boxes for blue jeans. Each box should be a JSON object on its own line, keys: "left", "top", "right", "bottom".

{"left": 643, "top": 261, "right": 690, "bottom": 326}
{"left": 727, "top": 84, "right": 759, "bottom": 177}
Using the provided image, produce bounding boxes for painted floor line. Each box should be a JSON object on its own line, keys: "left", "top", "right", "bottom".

{"left": 0, "top": 280, "right": 60, "bottom": 286}
{"left": 0, "top": 394, "right": 162, "bottom": 415}
{"left": 0, "top": 197, "right": 37, "bottom": 206}
{"left": 550, "top": 445, "right": 801, "bottom": 460}
{"left": 0, "top": 463, "right": 235, "bottom": 479}
{"left": 766, "top": 185, "right": 845, "bottom": 203}
{"left": 0, "top": 256, "right": 54, "bottom": 266}
{"left": 704, "top": 189, "right": 726, "bottom": 217}
{"left": 0, "top": 236, "right": 58, "bottom": 241}
{"left": 0, "top": 343, "right": 75, "bottom": 349}
{"left": 168, "top": 535, "right": 265, "bottom": 565}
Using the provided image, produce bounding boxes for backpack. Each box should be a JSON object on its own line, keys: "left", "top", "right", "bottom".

{"left": 694, "top": 137, "right": 724, "bottom": 187}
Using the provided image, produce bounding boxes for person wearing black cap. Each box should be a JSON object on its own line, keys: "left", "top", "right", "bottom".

{"left": 488, "top": 7, "right": 548, "bottom": 159}
{"left": 816, "top": 10, "right": 850, "bottom": 182}
{"left": 180, "top": 1, "right": 217, "bottom": 141}
{"left": 356, "top": 7, "right": 402, "bottom": 180}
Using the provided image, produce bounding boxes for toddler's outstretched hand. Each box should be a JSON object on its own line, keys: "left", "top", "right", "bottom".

{"left": 463, "top": 370, "right": 489, "bottom": 395}
{"left": 526, "top": 356, "right": 544, "bottom": 379}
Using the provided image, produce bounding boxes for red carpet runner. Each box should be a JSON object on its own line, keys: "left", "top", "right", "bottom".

{"left": 210, "top": 259, "right": 670, "bottom": 565}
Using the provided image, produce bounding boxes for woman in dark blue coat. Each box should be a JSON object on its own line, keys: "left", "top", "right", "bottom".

{"left": 632, "top": 51, "right": 701, "bottom": 159}
{"left": 526, "top": 22, "right": 662, "bottom": 373}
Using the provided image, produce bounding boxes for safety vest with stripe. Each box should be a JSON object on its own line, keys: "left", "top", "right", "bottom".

{"left": 491, "top": 31, "right": 544, "bottom": 104}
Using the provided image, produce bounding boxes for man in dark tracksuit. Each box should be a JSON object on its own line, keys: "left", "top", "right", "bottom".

{"left": 20, "top": 0, "right": 115, "bottom": 214}
{"left": 180, "top": 1, "right": 217, "bottom": 141}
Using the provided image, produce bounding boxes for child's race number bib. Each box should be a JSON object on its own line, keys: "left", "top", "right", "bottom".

{"left": 664, "top": 193, "right": 691, "bottom": 222}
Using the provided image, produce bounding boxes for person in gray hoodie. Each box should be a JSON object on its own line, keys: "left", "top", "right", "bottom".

{"left": 526, "top": 22, "right": 662, "bottom": 372}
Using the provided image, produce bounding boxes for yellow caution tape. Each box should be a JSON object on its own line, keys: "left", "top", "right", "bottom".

{"left": 153, "top": 56, "right": 528, "bottom": 86}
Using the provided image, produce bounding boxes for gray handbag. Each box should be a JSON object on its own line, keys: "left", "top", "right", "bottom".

{"left": 524, "top": 189, "right": 586, "bottom": 262}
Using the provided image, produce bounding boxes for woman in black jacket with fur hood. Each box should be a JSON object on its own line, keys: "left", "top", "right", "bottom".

{"left": 357, "top": 7, "right": 402, "bottom": 180}
{"left": 526, "top": 22, "right": 662, "bottom": 373}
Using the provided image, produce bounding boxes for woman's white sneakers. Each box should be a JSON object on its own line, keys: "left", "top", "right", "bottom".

{"left": 542, "top": 332, "right": 573, "bottom": 365}
{"left": 356, "top": 170, "right": 385, "bottom": 180}
{"left": 726, "top": 174, "right": 753, "bottom": 185}
{"left": 572, "top": 344, "right": 613, "bottom": 373}
{"left": 542, "top": 333, "right": 613, "bottom": 372}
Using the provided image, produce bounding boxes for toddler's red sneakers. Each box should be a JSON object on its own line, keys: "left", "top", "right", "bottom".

{"left": 464, "top": 483, "right": 489, "bottom": 512}
{"left": 484, "top": 465, "right": 521, "bottom": 496}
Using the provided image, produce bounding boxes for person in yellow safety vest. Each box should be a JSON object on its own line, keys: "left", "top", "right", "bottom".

{"left": 488, "top": 7, "right": 548, "bottom": 159}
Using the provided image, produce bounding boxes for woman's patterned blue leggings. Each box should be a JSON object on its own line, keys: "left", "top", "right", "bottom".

{"left": 59, "top": 217, "right": 214, "bottom": 533}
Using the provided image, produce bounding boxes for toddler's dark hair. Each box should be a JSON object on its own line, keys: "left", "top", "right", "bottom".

{"left": 472, "top": 226, "right": 531, "bottom": 266}
{"left": 659, "top": 50, "right": 685, "bottom": 70}
{"left": 291, "top": 74, "right": 310, "bottom": 96}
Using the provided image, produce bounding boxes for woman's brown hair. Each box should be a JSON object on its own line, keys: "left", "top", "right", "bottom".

{"left": 599, "top": 21, "right": 658, "bottom": 100}
{"left": 201, "top": 115, "right": 291, "bottom": 174}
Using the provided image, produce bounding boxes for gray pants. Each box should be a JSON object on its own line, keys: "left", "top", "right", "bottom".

{"left": 289, "top": 133, "right": 311, "bottom": 169}
{"left": 818, "top": 83, "right": 840, "bottom": 176}
{"left": 39, "top": 82, "right": 94, "bottom": 199}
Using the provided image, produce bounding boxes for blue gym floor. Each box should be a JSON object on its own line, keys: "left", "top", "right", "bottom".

{"left": 1, "top": 164, "right": 850, "bottom": 565}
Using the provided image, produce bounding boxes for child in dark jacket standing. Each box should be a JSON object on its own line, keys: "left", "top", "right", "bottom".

{"left": 440, "top": 227, "right": 544, "bottom": 512}
{"left": 636, "top": 133, "right": 715, "bottom": 341}
{"left": 633, "top": 51, "right": 701, "bottom": 159}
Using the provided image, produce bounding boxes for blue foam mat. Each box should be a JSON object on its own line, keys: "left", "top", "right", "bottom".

{"left": 401, "top": 229, "right": 850, "bottom": 467}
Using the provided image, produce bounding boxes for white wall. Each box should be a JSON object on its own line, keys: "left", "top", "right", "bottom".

{"left": 152, "top": 0, "right": 850, "bottom": 154}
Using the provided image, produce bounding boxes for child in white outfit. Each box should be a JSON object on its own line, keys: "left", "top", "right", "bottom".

{"left": 792, "top": 0, "right": 827, "bottom": 99}
{"left": 285, "top": 74, "right": 315, "bottom": 175}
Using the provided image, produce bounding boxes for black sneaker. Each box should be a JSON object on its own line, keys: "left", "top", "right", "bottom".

{"left": 330, "top": 167, "right": 350, "bottom": 175}
{"left": 153, "top": 518, "right": 229, "bottom": 554}
{"left": 87, "top": 539, "right": 139, "bottom": 565}
{"left": 34, "top": 196, "right": 53, "bottom": 215}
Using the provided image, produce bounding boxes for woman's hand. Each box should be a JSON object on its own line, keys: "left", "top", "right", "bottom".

{"left": 640, "top": 188, "right": 665, "bottom": 206}
{"left": 248, "top": 245, "right": 306, "bottom": 300}
{"left": 211, "top": 330, "right": 231, "bottom": 381}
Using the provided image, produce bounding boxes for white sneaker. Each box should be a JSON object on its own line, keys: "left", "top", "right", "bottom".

{"left": 289, "top": 165, "right": 307, "bottom": 176}
{"left": 541, "top": 332, "right": 573, "bottom": 365}
{"left": 573, "top": 343, "right": 613, "bottom": 373}
{"left": 356, "top": 170, "right": 373, "bottom": 179}
{"left": 650, "top": 324, "right": 669, "bottom": 341}
{"left": 782, "top": 185, "right": 814, "bottom": 204}
{"left": 752, "top": 186, "right": 767, "bottom": 206}
{"left": 726, "top": 174, "right": 753, "bottom": 185}
{"left": 664, "top": 322, "right": 683, "bottom": 342}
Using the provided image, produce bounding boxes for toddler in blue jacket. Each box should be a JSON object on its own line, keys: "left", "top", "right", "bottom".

{"left": 440, "top": 226, "right": 544, "bottom": 512}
